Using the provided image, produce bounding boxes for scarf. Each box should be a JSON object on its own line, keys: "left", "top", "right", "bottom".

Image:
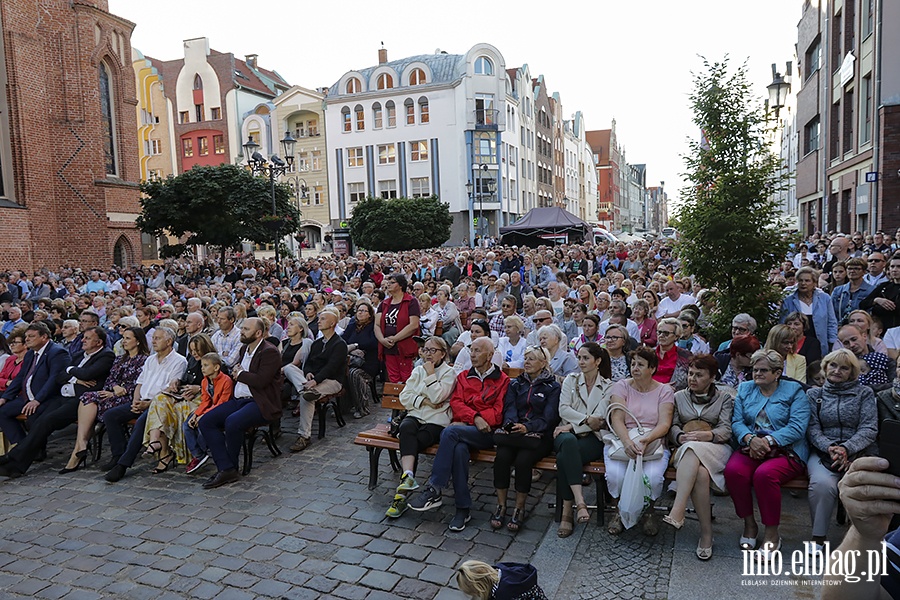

{"left": 823, "top": 379, "right": 859, "bottom": 394}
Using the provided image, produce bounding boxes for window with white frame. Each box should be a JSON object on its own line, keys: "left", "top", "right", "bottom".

{"left": 377, "top": 73, "right": 394, "bottom": 90}
{"left": 386, "top": 101, "right": 396, "bottom": 127}
{"left": 474, "top": 56, "right": 494, "bottom": 75}
{"left": 418, "top": 97, "right": 429, "bottom": 124}
{"left": 404, "top": 98, "right": 415, "bottom": 125}
{"left": 346, "top": 77, "right": 361, "bottom": 93}
{"left": 341, "top": 107, "right": 351, "bottom": 132}
{"left": 373, "top": 102, "right": 383, "bottom": 129}
{"left": 475, "top": 133, "right": 496, "bottom": 164}
{"left": 410, "top": 140, "right": 428, "bottom": 162}
{"left": 298, "top": 150, "right": 310, "bottom": 171}
{"left": 348, "top": 181, "right": 365, "bottom": 203}
{"left": 307, "top": 119, "right": 319, "bottom": 136}
{"left": 379, "top": 179, "right": 397, "bottom": 199}
{"left": 311, "top": 149, "right": 322, "bottom": 171}
{"left": 313, "top": 184, "right": 323, "bottom": 205}
{"left": 355, "top": 104, "right": 365, "bottom": 130}
{"left": 409, "top": 68, "right": 426, "bottom": 86}
{"left": 347, "top": 147, "right": 364, "bottom": 167}
{"left": 378, "top": 144, "right": 396, "bottom": 165}
{"left": 410, "top": 177, "right": 430, "bottom": 198}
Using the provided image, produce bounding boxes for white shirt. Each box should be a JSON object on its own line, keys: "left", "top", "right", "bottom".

{"left": 26, "top": 342, "right": 49, "bottom": 402}
{"left": 61, "top": 349, "right": 98, "bottom": 397}
{"left": 457, "top": 329, "right": 499, "bottom": 348}
{"left": 497, "top": 336, "right": 527, "bottom": 369}
{"left": 656, "top": 293, "right": 697, "bottom": 319}
{"left": 865, "top": 272, "right": 888, "bottom": 287}
{"left": 137, "top": 350, "right": 188, "bottom": 400}
{"left": 598, "top": 319, "right": 640, "bottom": 341}
{"left": 233, "top": 341, "right": 262, "bottom": 399}
{"left": 884, "top": 326, "right": 900, "bottom": 351}
{"left": 453, "top": 345, "right": 503, "bottom": 375}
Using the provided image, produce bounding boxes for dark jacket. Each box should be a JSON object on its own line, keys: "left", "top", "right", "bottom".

{"left": 439, "top": 263, "right": 462, "bottom": 287}
{"left": 492, "top": 563, "right": 548, "bottom": 600}
{"left": 2, "top": 341, "right": 70, "bottom": 403}
{"left": 234, "top": 341, "right": 283, "bottom": 421}
{"left": 303, "top": 333, "right": 348, "bottom": 386}
{"left": 502, "top": 370, "right": 561, "bottom": 436}
{"left": 499, "top": 256, "right": 522, "bottom": 276}
{"left": 61, "top": 348, "right": 115, "bottom": 397}
{"left": 341, "top": 319, "right": 380, "bottom": 378}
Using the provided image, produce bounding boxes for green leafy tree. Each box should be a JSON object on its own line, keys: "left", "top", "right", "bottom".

{"left": 136, "top": 164, "right": 300, "bottom": 262}
{"left": 349, "top": 195, "right": 453, "bottom": 251}
{"left": 674, "top": 58, "right": 788, "bottom": 343}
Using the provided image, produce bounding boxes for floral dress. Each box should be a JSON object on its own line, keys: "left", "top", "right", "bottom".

{"left": 609, "top": 355, "right": 629, "bottom": 382}
{"left": 81, "top": 353, "right": 148, "bottom": 420}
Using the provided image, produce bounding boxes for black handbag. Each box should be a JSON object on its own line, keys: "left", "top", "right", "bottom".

{"left": 388, "top": 411, "right": 407, "bottom": 438}
{"left": 493, "top": 430, "right": 543, "bottom": 450}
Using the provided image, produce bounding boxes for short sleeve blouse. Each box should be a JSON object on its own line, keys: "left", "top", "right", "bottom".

{"left": 610, "top": 379, "right": 675, "bottom": 429}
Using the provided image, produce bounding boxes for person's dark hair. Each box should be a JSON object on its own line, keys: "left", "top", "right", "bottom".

{"left": 583, "top": 314, "right": 600, "bottom": 327}
{"left": 86, "top": 326, "right": 107, "bottom": 346}
{"left": 390, "top": 273, "right": 409, "bottom": 292}
{"left": 123, "top": 326, "right": 151, "bottom": 356}
{"left": 218, "top": 306, "right": 236, "bottom": 322}
{"left": 470, "top": 319, "right": 490, "bottom": 337}
{"left": 688, "top": 353, "right": 718, "bottom": 379}
{"left": 729, "top": 334, "right": 761, "bottom": 357}
{"left": 629, "top": 345, "right": 658, "bottom": 372}
{"left": 472, "top": 308, "right": 489, "bottom": 318}
{"left": 0, "top": 333, "right": 10, "bottom": 355}
{"left": 784, "top": 311, "right": 809, "bottom": 330}
{"left": 25, "top": 321, "right": 51, "bottom": 338}
{"left": 578, "top": 342, "right": 612, "bottom": 379}
{"left": 574, "top": 302, "right": 588, "bottom": 314}
{"left": 807, "top": 360, "right": 823, "bottom": 382}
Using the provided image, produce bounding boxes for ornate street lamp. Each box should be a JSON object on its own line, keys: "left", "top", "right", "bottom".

{"left": 243, "top": 131, "right": 296, "bottom": 269}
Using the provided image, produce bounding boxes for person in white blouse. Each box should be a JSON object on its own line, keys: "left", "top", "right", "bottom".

{"left": 453, "top": 319, "right": 502, "bottom": 375}
{"left": 498, "top": 316, "right": 527, "bottom": 370}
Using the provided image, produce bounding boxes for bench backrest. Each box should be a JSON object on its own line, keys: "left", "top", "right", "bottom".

{"left": 381, "top": 382, "right": 405, "bottom": 411}
{"left": 502, "top": 367, "right": 524, "bottom": 379}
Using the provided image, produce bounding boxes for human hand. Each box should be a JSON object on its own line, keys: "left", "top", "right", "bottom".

{"left": 21, "top": 400, "right": 40, "bottom": 416}
{"left": 839, "top": 457, "right": 900, "bottom": 542}
{"left": 112, "top": 385, "right": 126, "bottom": 397}
{"left": 510, "top": 423, "right": 527, "bottom": 434}
{"left": 748, "top": 436, "right": 770, "bottom": 460}
{"left": 553, "top": 424, "right": 572, "bottom": 438}
{"left": 587, "top": 416, "right": 604, "bottom": 431}
{"left": 473, "top": 415, "right": 490, "bottom": 433}
{"left": 188, "top": 414, "right": 198, "bottom": 429}
{"left": 182, "top": 385, "right": 201, "bottom": 397}
{"left": 303, "top": 380, "right": 317, "bottom": 390}
{"left": 876, "top": 297, "right": 897, "bottom": 311}
{"left": 625, "top": 439, "right": 641, "bottom": 459}
{"left": 98, "top": 390, "right": 115, "bottom": 400}
{"left": 423, "top": 360, "right": 435, "bottom": 376}
{"left": 77, "top": 380, "right": 97, "bottom": 388}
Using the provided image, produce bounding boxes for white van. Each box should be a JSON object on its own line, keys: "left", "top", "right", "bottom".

{"left": 661, "top": 227, "right": 679, "bottom": 240}
{"left": 592, "top": 227, "right": 618, "bottom": 246}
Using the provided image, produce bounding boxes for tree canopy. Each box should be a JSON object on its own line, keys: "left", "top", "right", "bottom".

{"left": 349, "top": 195, "right": 453, "bottom": 251}
{"left": 136, "top": 164, "right": 300, "bottom": 259}
{"left": 673, "top": 58, "right": 788, "bottom": 341}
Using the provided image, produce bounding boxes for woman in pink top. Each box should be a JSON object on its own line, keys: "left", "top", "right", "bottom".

{"left": 605, "top": 346, "right": 675, "bottom": 537}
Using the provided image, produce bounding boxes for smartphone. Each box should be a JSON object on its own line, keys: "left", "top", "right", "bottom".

{"left": 881, "top": 419, "right": 900, "bottom": 477}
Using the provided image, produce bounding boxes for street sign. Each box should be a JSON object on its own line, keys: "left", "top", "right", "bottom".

{"left": 866, "top": 172, "right": 878, "bottom": 183}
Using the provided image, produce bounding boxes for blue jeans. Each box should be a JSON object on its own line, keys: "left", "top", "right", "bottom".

{"left": 182, "top": 413, "right": 207, "bottom": 459}
{"left": 198, "top": 397, "right": 265, "bottom": 472}
{"left": 103, "top": 403, "right": 147, "bottom": 467}
{"left": 428, "top": 425, "right": 494, "bottom": 509}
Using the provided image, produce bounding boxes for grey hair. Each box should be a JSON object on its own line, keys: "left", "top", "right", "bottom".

{"left": 750, "top": 348, "right": 784, "bottom": 372}
{"left": 537, "top": 323, "right": 566, "bottom": 346}
{"left": 117, "top": 316, "right": 140, "bottom": 329}
{"left": 156, "top": 326, "right": 177, "bottom": 343}
{"left": 732, "top": 313, "right": 757, "bottom": 333}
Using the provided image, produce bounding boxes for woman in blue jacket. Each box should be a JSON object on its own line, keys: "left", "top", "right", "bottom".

{"left": 491, "top": 346, "right": 560, "bottom": 533}
{"left": 780, "top": 266, "right": 838, "bottom": 358}
{"left": 724, "top": 349, "right": 810, "bottom": 555}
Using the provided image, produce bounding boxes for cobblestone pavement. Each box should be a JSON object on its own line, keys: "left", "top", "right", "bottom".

{"left": 0, "top": 405, "right": 561, "bottom": 600}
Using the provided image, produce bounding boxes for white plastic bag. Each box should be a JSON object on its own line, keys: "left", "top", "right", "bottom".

{"left": 619, "top": 455, "right": 651, "bottom": 530}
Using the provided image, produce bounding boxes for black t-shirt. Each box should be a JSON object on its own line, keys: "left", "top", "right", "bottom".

{"left": 282, "top": 340, "right": 304, "bottom": 367}
{"left": 382, "top": 296, "right": 421, "bottom": 355}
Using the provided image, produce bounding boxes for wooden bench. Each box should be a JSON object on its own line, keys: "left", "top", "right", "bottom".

{"left": 353, "top": 379, "right": 813, "bottom": 526}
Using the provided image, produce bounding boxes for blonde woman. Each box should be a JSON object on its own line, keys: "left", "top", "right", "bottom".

{"left": 765, "top": 324, "right": 807, "bottom": 383}
{"left": 834, "top": 310, "right": 888, "bottom": 355}
{"left": 456, "top": 560, "right": 547, "bottom": 600}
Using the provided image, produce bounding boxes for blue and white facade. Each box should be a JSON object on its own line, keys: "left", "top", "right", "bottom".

{"left": 325, "top": 44, "right": 516, "bottom": 246}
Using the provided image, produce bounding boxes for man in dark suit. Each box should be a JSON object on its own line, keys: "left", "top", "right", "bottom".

{"left": 0, "top": 326, "right": 113, "bottom": 478}
{"left": 0, "top": 322, "right": 70, "bottom": 444}
{"left": 199, "top": 317, "right": 283, "bottom": 489}
{"left": 439, "top": 254, "right": 463, "bottom": 287}
{"left": 175, "top": 312, "right": 205, "bottom": 358}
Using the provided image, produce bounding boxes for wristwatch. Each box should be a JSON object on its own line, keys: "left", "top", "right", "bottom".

{"left": 764, "top": 435, "right": 776, "bottom": 446}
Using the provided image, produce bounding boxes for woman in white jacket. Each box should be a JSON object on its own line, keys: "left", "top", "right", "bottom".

{"left": 553, "top": 342, "right": 612, "bottom": 537}
{"left": 386, "top": 336, "right": 457, "bottom": 519}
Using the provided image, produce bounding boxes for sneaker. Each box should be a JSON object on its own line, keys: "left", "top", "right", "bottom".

{"left": 186, "top": 455, "right": 209, "bottom": 474}
{"left": 303, "top": 390, "right": 322, "bottom": 402}
{"left": 408, "top": 484, "right": 442, "bottom": 512}
{"left": 385, "top": 494, "right": 408, "bottom": 518}
{"left": 290, "top": 436, "right": 311, "bottom": 453}
{"left": 396, "top": 474, "right": 420, "bottom": 494}
{"left": 448, "top": 509, "right": 471, "bottom": 532}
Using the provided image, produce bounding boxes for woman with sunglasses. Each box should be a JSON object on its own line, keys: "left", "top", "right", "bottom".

{"left": 653, "top": 318, "right": 692, "bottom": 391}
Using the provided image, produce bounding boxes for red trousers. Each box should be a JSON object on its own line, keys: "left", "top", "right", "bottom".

{"left": 385, "top": 354, "right": 413, "bottom": 384}
{"left": 724, "top": 451, "right": 806, "bottom": 526}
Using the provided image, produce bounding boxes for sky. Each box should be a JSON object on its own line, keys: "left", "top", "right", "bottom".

{"left": 109, "top": 0, "right": 801, "bottom": 211}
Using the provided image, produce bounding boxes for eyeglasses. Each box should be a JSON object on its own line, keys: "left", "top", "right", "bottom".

{"left": 752, "top": 368, "right": 775, "bottom": 374}
{"left": 731, "top": 326, "right": 749, "bottom": 333}
{"left": 605, "top": 336, "right": 625, "bottom": 341}
{"left": 868, "top": 259, "right": 884, "bottom": 263}
{"left": 534, "top": 317, "right": 552, "bottom": 323}
{"left": 657, "top": 330, "right": 676, "bottom": 337}
{"left": 422, "top": 347, "right": 444, "bottom": 354}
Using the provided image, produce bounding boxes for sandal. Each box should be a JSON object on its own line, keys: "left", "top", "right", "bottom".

{"left": 151, "top": 453, "right": 174, "bottom": 474}
{"left": 489, "top": 505, "right": 506, "bottom": 530}
{"left": 507, "top": 508, "right": 526, "bottom": 533}
{"left": 576, "top": 503, "right": 591, "bottom": 524}
{"left": 608, "top": 512, "right": 624, "bottom": 536}
{"left": 143, "top": 440, "right": 162, "bottom": 457}
{"left": 663, "top": 515, "right": 684, "bottom": 530}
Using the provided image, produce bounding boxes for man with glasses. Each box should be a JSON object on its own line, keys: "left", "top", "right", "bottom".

{"left": 67, "top": 310, "right": 108, "bottom": 359}
{"left": 716, "top": 314, "right": 759, "bottom": 352}
{"left": 526, "top": 310, "right": 554, "bottom": 345}
{"left": 832, "top": 257, "right": 873, "bottom": 323}
{"left": 864, "top": 252, "right": 888, "bottom": 287}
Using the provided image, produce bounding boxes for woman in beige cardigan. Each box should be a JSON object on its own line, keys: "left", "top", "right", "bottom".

{"left": 664, "top": 353, "right": 735, "bottom": 561}
{"left": 766, "top": 324, "right": 807, "bottom": 383}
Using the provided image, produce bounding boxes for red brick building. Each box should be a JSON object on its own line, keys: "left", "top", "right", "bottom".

{"left": 586, "top": 127, "right": 621, "bottom": 229}
{"left": 0, "top": 0, "right": 142, "bottom": 271}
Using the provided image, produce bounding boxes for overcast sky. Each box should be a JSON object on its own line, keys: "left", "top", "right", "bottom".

{"left": 110, "top": 0, "right": 801, "bottom": 209}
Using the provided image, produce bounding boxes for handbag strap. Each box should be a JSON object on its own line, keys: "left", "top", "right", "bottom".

{"left": 605, "top": 402, "right": 646, "bottom": 435}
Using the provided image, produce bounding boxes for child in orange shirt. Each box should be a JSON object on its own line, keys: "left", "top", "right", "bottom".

{"left": 183, "top": 353, "right": 233, "bottom": 474}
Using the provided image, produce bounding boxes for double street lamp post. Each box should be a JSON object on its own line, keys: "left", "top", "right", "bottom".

{"left": 244, "top": 131, "right": 297, "bottom": 269}
{"left": 466, "top": 163, "right": 496, "bottom": 245}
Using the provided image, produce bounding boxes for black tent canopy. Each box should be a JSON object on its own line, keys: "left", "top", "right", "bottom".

{"left": 499, "top": 207, "right": 591, "bottom": 247}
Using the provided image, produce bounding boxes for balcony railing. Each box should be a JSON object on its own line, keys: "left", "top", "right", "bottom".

{"left": 474, "top": 108, "right": 499, "bottom": 130}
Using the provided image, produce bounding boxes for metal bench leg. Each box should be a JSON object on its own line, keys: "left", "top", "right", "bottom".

{"left": 596, "top": 475, "right": 607, "bottom": 526}
{"left": 317, "top": 402, "right": 327, "bottom": 439}
{"left": 262, "top": 429, "right": 282, "bottom": 457}
{"left": 555, "top": 475, "right": 564, "bottom": 523}
{"left": 242, "top": 430, "right": 257, "bottom": 476}
{"left": 368, "top": 447, "right": 383, "bottom": 489}
{"left": 388, "top": 449, "right": 401, "bottom": 473}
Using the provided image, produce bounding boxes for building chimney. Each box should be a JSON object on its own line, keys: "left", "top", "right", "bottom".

{"left": 245, "top": 54, "right": 258, "bottom": 69}
{"left": 378, "top": 47, "right": 388, "bottom": 64}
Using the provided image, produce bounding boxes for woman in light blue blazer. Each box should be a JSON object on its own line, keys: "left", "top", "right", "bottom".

{"left": 780, "top": 266, "right": 838, "bottom": 358}
{"left": 724, "top": 349, "right": 810, "bottom": 555}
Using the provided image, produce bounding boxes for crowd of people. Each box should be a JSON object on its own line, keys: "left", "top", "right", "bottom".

{"left": 3, "top": 229, "right": 900, "bottom": 593}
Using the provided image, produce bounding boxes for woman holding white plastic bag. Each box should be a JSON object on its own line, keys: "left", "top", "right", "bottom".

{"left": 604, "top": 346, "right": 674, "bottom": 536}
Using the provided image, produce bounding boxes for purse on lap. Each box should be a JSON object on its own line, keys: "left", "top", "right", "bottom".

{"left": 602, "top": 403, "right": 665, "bottom": 461}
